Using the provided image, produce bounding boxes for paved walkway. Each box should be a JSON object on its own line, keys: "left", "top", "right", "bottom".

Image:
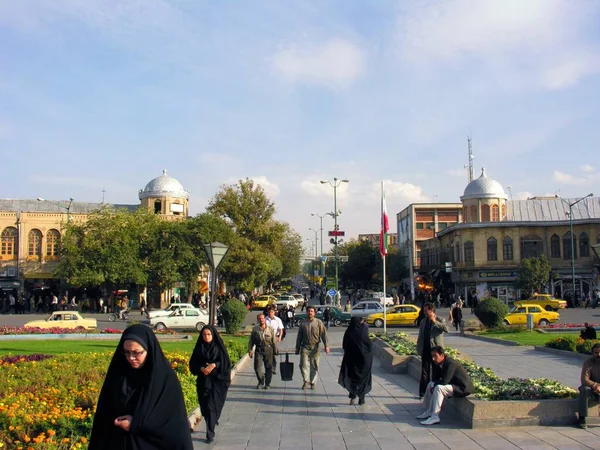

{"left": 191, "top": 329, "right": 600, "bottom": 450}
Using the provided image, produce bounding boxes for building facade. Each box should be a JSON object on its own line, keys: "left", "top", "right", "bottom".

{"left": 358, "top": 232, "right": 398, "bottom": 248}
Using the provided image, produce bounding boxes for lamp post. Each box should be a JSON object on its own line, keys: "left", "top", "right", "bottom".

{"left": 320, "top": 178, "right": 349, "bottom": 293}
{"left": 311, "top": 213, "right": 326, "bottom": 278}
{"left": 568, "top": 193, "right": 593, "bottom": 300}
{"left": 202, "top": 242, "right": 230, "bottom": 326}
{"left": 37, "top": 197, "right": 74, "bottom": 222}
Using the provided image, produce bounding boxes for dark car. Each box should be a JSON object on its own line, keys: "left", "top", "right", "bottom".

{"left": 294, "top": 305, "right": 351, "bottom": 327}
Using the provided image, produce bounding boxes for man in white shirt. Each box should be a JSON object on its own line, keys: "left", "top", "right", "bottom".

{"left": 265, "top": 307, "right": 284, "bottom": 374}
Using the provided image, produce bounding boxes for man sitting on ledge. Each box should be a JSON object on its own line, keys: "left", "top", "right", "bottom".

{"left": 417, "top": 346, "right": 473, "bottom": 426}
{"left": 580, "top": 323, "right": 597, "bottom": 340}
{"left": 578, "top": 342, "right": 600, "bottom": 429}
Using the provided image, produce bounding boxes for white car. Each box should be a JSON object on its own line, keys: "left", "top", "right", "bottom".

{"left": 350, "top": 301, "right": 387, "bottom": 318}
{"left": 276, "top": 295, "right": 298, "bottom": 309}
{"left": 150, "top": 307, "right": 209, "bottom": 331}
{"left": 147, "top": 303, "right": 197, "bottom": 319}
{"left": 364, "top": 292, "right": 395, "bottom": 307}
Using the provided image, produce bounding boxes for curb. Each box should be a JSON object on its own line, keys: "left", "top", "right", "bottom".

{"left": 0, "top": 333, "right": 192, "bottom": 341}
{"left": 533, "top": 345, "right": 590, "bottom": 362}
{"left": 187, "top": 353, "right": 250, "bottom": 431}
{"left": 457, "top": 333, "right": 521, "bottom": 346}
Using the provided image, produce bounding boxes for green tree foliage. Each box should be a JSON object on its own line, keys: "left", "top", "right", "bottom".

{"left": 339, "top": 240, "right": 379, "bottom": 288}
{"left": 474, "top": 297, "right": 509, "bottom": 328}
{"left": 517, "top": 255, "right": 552, "bottom": 296}
{"left": 221, "top": 298, "right": 248, "bottom": 334}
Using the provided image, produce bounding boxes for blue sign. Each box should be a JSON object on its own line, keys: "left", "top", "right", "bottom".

{"left": 328, "top": 289, "right": 336, "bottom": 297}
{"left": 321, "top": 255, "right": 327, "bottom": 262}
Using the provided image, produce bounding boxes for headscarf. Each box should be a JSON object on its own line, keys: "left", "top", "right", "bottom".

{"left": 89, "top": 324, "right": 193, "bottom": 450}
{"left": 189, "top": 325, "right": 232, "bottom": 387}
{"left": 343, "top": 317, "right": 371, "bottom": 355}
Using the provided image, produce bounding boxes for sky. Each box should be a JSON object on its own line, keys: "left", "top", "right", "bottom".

{"left": 1, "top": 0, "right": 600, "bottom": 256}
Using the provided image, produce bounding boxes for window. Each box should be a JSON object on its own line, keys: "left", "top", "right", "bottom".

{"left": 464, "top": 241, "right": 474, "bottom": 263}
{"left": 491, "top": 204, "right": 499, "bottom": 222}
{"left": 521, "top": 235, "right": 543, "bottom": 259}
{"left": 455, "top": 243, "right": 461, "bottom": 262}
{"left": 1, "top": 227, "right": 18, "bottom": 259}
{"left": 481, "top": 205, "right": 490, "bottom": 222}
{"left": 46, "top": 229, "right": 60, "bottom": 257}
{"left": 550, "top": 234, "right": 560, "bottom": 258}
{"left": 154, "top": 200, "right": 162, "bottom": 214}
{"left": 463, "top": 206, "right": 468, "bottom": 222}
{"left": 501, "top": 204, "right": 506, "bottom": 220}
{"left": 487, "top": 237, "right": 497, "bottom": 261}
{"left": 438, "top": 222, "right": 448, "bottom": 230}
{"left": 470, "top": 206, "right": 478, "bottom": 223}
{"left": 28, "top": 229, "right": 42, "bottom": 257}
{"left": 426, "top": 222, "right": 435, "bottom": 230}
{"left": 416, "top": 222, "right": 424, "bottom": 230}
{"left": 563, "top": 232, "right": 577, "bottom": 260}
{"left": 503, "top": 237, "right": 513, "bottom": 260}
{"left": 580, "top": 232, "right": 590, "bottom": 257}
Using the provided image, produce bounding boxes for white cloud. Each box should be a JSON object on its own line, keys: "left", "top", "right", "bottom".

{"left": 250, "top": 176, "right": 280, "bottom": 198}
{"left": 553, "top": 170, "right": 599, "bottom": 186}
{"left": 395, "top": 0, "right": 600, "bottom": 90}
{"left": 383, "top": 180, "right": 429, "bottom": 203}
{"left": 272, "top": 38, "right": 365, "bottom": 87}
{"left": 582, "top": 165, "right": 595, "bottom": 174}
{"left": 514, "top": 191, "right": 534, "bottom": 200}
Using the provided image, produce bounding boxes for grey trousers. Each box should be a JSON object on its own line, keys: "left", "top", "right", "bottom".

{"left": 300, "top": 346, "right": 320, "bottom": 384}
{"left": 254, "top": 347, "right": 274, "bottom": 386}
{"left": 579, "top": 385, "right": 599, "bottom": 417}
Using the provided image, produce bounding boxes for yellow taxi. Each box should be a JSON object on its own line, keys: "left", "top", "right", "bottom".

{"left": 366, "top": 304, "right": 421, "bottom": 328}
{"left": 252, "top": 295, "right": 277, "bottom": 310}
{"left": 514, "top": 294, "right": 567, "bottom": 311}
{"left": 503, "top": 304, "right": 560, "bottom": 326}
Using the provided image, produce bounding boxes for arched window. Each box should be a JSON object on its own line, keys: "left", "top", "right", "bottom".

{"left": 463, "top": 206, "right": 468, "bottom": 223}
{"left": 455, "top": 243, "right": 461, "bottom": 262}
{"left": 563, "top": 232, "right": 577, "bottom": 260}
{"left": 520, "top": 235, "right": 543, "bottom": 259}
{"left": 28, "top": 229, "right": 42, "bottom": 257}
{"left": 580, "top": 232, "right": 590, "bottom": 258}
{"left": 503, "top": 237, "right": 513, "bottom": 260}
{"left": 46, "top": 229, "right": 60, "bottom": 257}
{"left": 464, "top": 241, "right": 474, "bottom": 263}
{"left": 481, "top": 205, "right": 490, "bottom": 222}
{"left": 501, "top": 204, "right": 506, "bottom": 220}
{"left": 1, "top": 227, "right": 18, "bottom": 259}
{"left": 491, "top": 204, "right": 499, "bottom": 221}
{"left": 154, "top": 200, "right": 162, "bottom": 214}
{"left": 470, "top": 205, "right": 478, "bottom": 223}
{"left": 487, "top": 237, "right": 497, "bottom": 261}
{"left": 550, "top": 234, "right": 560, "bottom": 258}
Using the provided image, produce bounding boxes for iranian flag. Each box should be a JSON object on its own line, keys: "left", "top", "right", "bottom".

{"left": 380, "top": 183, "right": 389, "bottom": 257}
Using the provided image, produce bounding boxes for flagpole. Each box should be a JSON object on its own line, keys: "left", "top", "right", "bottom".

{"left": 381, "top": 181, "right": 387, "bottom": 335}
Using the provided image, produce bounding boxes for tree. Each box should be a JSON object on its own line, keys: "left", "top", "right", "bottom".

{"left": 272, "top": 224, "right": 303, "bottom": 280}
{"left": 339, "top": 240, "right": 379, "bottom": 289}
{"left": 517, "top": 255, "right": 552, "bottom": 296}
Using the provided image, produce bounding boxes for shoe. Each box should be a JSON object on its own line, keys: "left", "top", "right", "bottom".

{"left": 578, "top": 418, "right": 587, "bottom": 429}
{"left": 206, "top": 437, "right": 214, "bottom": 444}
{"left": 264, "top": 385, "right": 270, "bottom": 390}
{"left": 415, "top": 411, "right": 431, "bottom": 419}
{"left": 348, "top": 393, "right": 356, "bottom": 399}
{"left": 257, "top": 383, "right": 263, "bottom": 389}
{"left": 302, "top": 382, "right": 309, "bottom": 390}
{"left": 358, "top": 397, "right": 365, "bottom": 405}
{"left": 349, "top": 398, "right": 356, "bottom": 405}
{"left": 310, "top": 383, "right": 315, "bottom": 390}
{"left": 420, "top": 416, "right": 440, "bottom": 426}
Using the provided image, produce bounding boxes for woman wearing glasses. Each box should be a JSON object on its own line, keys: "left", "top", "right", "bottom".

{"left": 189, "top": 325, "right": 232, "bottom": 444}
{"left": 89, "top": 324, "right": 193, "bottom": 450}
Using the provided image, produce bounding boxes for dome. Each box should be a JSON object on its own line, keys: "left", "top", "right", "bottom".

{"left": 139, "top": 170, "right": 190, "bottom": 200}
{"left": 460, "top": 168, "right": 507, "bottom": 201}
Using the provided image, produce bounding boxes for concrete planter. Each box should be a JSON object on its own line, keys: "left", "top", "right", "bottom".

{"left": 372, "top": 337, "right": 580, "bottom": 428}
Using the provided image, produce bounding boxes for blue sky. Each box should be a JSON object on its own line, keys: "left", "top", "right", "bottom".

{"left": 1, "top": 0, "right": 600, "bottom": 254}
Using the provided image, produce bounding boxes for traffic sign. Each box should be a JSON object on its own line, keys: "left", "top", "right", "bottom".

{"left": 328, "top": 230, "right": 345, "bottom": 237}
{"left": 321, "top": 255, "right": 327, "bottom": 262}
{"left": 328, "top": 288, "right": 336, "bottom": 296}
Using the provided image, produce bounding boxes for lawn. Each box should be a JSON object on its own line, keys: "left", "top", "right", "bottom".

{"left": 478, "top": 330, "right": 580, "bottom": 346}
{"left": 0, "top": 334, "right": 249, "bottom": 355}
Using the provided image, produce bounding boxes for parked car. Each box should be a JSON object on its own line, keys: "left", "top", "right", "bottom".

{"left": 25, "top": 311, "right": 97, "bottom": 330}
{"left": 276, "top": 295, "right": 298, "bottom": 309}
{"left": 351, "top": 301, "right": 386, "bottom": 318}
{"left": 252, "top": 295, "right": 278, "bottom": 310}
{"left": 294, "top": 305, "right": 351, "bottom": 327}
{"left": 503, "top": 304, "right": 560, "bottom": 326}
{"left": 147, "top": 303, "right": 197, "bottom": 319}
{"left": 150, "top": 307, "right": 210, "bottom": 331}
{"left": 514, "top": 294, "right": 567, "bottom": 311}
{"left": 361, "top": 295, "right": 394, "bottom": 307}
{"left": 365, "top": 304, "right": 421, "bottom": 328}
{"left": 292, "top": 293, "right": 305, "bottom": 307}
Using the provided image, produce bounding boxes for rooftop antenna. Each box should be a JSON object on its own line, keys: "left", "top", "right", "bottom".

{"left": 506, "top": 185, "right": 513, "bottom": 201}
{"left": 101, "top": 187, "right": 106, "bottom": 203}
{"left": 467, "top": 136, "right": 474, "bottom": 182}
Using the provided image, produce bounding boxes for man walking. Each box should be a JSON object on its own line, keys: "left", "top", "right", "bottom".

{"left": 266, "top": 306, "right": 284, "bottom": 374}
{"left": 417, "top": 302, "right": 449, "bottom": 398}
{"left": 295, "top": 305, "right": 330, "bottom": 390}
{"left": 417, "top": 346, "right": 473, "bottom": 425}
{"left": 248, "top": 313, "right": 277, "bottom": 390}
{"left": 577, "top": 342, "right": 600, "bottom": 428}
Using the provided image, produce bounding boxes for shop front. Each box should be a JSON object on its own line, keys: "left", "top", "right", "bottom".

{"left": 453, "top": 269, "right": 520, "bottom": 305}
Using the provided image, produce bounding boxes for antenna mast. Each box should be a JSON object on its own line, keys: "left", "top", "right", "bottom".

{"left": 101, "top": 187, "right": 106, "bottom": 203}
{"left": 467, "top": 136, "right": 474, "bottom": 182}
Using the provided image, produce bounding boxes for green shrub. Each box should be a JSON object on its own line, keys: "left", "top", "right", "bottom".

{"left": 546, "top": 336, "right": 577, "bottom": 352}
{"left": 221, "top": 299, "right": 248, "bottom": 334}
{"left": 474, "top": 297, "right": 509, "bottom": 329}
{"left": 577, "top": 339, "right": 598, "bottom": 355}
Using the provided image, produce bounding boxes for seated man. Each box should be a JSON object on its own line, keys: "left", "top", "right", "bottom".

{"left": 577, "top": 342, "right": 600, "bottom": 429}
{"left": 417, "top": 346, "right": 473, "bottom": 426}
{"left": 580, "top": 323, "right": 597, "bottom": 340}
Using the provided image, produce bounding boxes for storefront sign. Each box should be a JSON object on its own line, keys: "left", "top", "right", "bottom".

{"left": 478, "top": 271, "right": 517, "bottom": 279}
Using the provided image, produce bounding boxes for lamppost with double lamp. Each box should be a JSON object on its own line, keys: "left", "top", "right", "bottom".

{"left": 37, "top": 197, "right": 74, "bottom": 222}
{"left": 309, "top": 227, "right": 319, "bottom": 283}
{"left": 568, "top": 193, "right": 593, "bottom": 300}
{"left": 320, "top": 178, "right": 349, "bottom": 293}
{"left": 203, "top": 242, "right": 230, "bottom": 326}
{"left": 311, "top": 213, "right": 327, "bottom": 278}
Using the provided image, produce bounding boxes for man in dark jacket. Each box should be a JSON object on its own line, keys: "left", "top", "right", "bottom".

{"left": 417, "top": 346, "right": 473, "bottom": 426}
{"left": 577, "top": 342, "right": 600, "bottom": 428}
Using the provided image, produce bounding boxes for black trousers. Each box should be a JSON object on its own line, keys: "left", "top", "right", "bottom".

{"left": 419, "top": 353, "right": 432, "bottom": 397}
{"left": 579, "top": 385, "right": 599, "bottom": 418}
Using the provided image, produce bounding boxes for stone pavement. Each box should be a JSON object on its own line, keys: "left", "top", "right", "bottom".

{"left": 192, "top": 328, "right": 600, "bottom": 449}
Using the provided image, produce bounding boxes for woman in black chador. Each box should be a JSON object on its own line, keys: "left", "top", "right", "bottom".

{"left": 189, "top": 325, "right": 231, "bottom": 444}
{"left": 89, "top": 324, "right": 193, "bottom": 450}
{"left": 338, "top": 316, "right": 373, "bottom": 405}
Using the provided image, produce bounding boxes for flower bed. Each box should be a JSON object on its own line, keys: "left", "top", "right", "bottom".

{"left": 0, "top": 341, "right": 245, "bottom": 449}
{"left": 545, "top": 323, "right": 597, "bottom": 329}
{"left": 0, "top": 326, "right": 177, "bottom": 336}
{"left": 377, "top": 332, "right": 577, "bottom": 401}
{"left": 546, "top": 335, "right": 598, "bottom": 355}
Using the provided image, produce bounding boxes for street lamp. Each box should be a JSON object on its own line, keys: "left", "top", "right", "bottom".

{"left": 320, "top": 178, "right": 349, "bottom": 293}
{"left": 37, "top": 197, "right": 74, "bottom": 222}
{"left": 202, "top": 242, "right": 230, "bottom": 326}
{"left": 568, "top": 193, "right": 593, "bottom": 300}
{"left": 311, "top": 213, "right": 326, "bottom": 270}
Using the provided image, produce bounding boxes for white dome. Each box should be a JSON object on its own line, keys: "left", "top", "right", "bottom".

{"left": 460, "top": 168, "right": 507, "bottom": 201}
{"left": 139, "top": 170, "right": 190, "bottom": 200}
